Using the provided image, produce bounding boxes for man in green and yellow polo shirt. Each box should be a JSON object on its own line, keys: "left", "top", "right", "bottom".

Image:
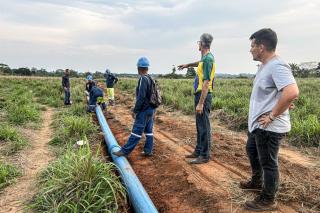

{"left": 178, "top": 33, "right": 215, "bottom": 164}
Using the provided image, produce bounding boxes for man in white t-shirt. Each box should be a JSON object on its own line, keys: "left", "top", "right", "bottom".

{"left": 240, "top": 28, "right": 299, "bottom": 211}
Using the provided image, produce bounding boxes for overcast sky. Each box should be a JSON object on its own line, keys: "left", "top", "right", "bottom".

{"left": 0, "top": 0, "right": 319, "bottom": 74}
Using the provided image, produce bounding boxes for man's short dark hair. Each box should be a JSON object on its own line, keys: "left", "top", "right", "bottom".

{"left": 138, "top": 67, "right": 148, "bottom": 72}
{"left": 250, "top": 28, "right": 277, "bottom": 51}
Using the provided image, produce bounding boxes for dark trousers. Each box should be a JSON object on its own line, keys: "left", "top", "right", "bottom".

{"left": 194, "top": 92, "right": 212, "bottom": 159}
{"left": 246, "top": 129, "right": 284, "bottom": 200}
{"left": 64, "top": 88, "right": 71, "bottom": 105}
{"left": 121, "top": 107, "right": 155, "bottom": 155}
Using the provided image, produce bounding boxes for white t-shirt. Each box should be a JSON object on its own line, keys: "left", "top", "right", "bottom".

{"left": 248, "top": 56, "right": 296, "bottom": 133}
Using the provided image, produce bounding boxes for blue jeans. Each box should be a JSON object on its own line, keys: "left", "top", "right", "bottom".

{"left": 246, "top": 129, "right": 284, "bottom": 200}
{"left": 194, "top": 92, "right": 212, "bottom": 159}
{"left": 121, "top": 107, "right": 155, "bottom": 155}
{"left": 64, "top": 88, "right": 71, "bottom": 105}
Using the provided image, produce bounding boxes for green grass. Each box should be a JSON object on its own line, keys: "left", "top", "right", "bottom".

{"left": 50, "top": 108, "right": 97, "bottom": 146}
{"left": 118, "top": 78, "right": 320, "bottom": 147}
{"left": 0, "top": 77, "right": 128, "bottom": 212}
{"left": 29, "top": 145, "right": 127, "bottom": 213}
{"left": 0, "top": 162, "right": 21, "bottom": 190}
{"left": 0, "top": 123, "right": 28, "bottom": 154}
{"left": 1, "top": 83, "right": 41, "bottom": 125}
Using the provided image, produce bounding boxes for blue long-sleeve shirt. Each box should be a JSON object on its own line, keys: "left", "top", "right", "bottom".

{"left": 133, "top": 75, "right": 151, "bottom": 113}
{"left": 89, "top": 86, "right": 104, "bottom": 105}
{"left": 62, "top": 75, "right": 70, "bottom": 88}
{"left": 104, "top": 72, "right": 118, "bottom": 88}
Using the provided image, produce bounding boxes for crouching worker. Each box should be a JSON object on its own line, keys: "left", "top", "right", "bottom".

{"left": 87, "top": 83, "right": 106, "bottom": 112}
{"left": 113, "top": 57, "right": 155, "bottom": 157}
{"left": 85, "top": 74, "right": 96, "bottom": 101}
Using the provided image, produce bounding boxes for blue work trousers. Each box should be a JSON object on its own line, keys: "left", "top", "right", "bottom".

{"left": 121, "top": 107, "right": 155, "bottom": 155}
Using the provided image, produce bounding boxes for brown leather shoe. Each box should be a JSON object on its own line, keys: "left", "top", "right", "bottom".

{"left": 189, "top": 156, "right": 209, "bottom": 164}
{"left": 244, "top": 195, "right": 277, "bottom": 211}
{"left": 239, "top": 180, "right": 262, "bottom": 190}
{"left": 185, "top": 152, "right": 199, "bottom": 158}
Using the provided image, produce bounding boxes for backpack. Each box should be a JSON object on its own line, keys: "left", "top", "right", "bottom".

{"left": 146, "top": 75, "right": 162, "bottom": 108}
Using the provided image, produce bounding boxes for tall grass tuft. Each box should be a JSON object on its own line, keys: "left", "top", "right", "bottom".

{"left": 4, "top": 87, "right": 41, "bottom": 125}
{"left": 30, "top": 145, "right": 127, "bottom": 213}
{"left": 51, "top": 114, "right": 97, "bottom": 146}
{"left": 0, "top": 162, "right": 21, "bottom": 189}
{"left": 0, "top": 123, "right": 28, "bottom": 154}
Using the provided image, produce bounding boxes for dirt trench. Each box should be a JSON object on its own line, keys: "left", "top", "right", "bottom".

{"left": 100, "top": 91, "right": 320, "bottom": 213}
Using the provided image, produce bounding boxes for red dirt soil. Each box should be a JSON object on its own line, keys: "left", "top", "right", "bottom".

{"left": 100, "top": 92, "right": 320, "bottom": 213}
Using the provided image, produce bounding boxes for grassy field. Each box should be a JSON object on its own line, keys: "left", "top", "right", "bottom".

{"left": 0, "top": 77, "right": 128, "bottom": 212}
{"left": 117, "top": 78, "right": 320, "bottom": 147}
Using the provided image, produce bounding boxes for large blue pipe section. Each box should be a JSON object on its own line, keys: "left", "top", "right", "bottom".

{"left": 95, "top": 106, "right": 158, "bottom": 213}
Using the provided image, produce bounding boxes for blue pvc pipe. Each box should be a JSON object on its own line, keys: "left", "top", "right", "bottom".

{"left": 95, "top": 106, "right": 158, "bottom": 213}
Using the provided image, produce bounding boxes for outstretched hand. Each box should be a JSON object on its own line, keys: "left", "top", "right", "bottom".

{"left": 177, "top": 64, "right": 188, "bottom": 70}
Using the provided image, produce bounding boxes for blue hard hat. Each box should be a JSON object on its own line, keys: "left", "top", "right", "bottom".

{"left": 86, "top": 75, "right": 93, "bottom": 81}
{"left": 137, "top": 57, "right": 150, "bottom": 68}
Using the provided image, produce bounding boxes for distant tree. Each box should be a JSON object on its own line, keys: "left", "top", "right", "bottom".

{"left": 289, "top": 63, "right": 300, "bottom": 77}
{"left": 172, "top": 65, "right": 176, "bottom": 74}
{"left": 186, "top": 67, "right": 196, "bottom": 78}
{"left": 0, "top": 63, "right": 11, "bottom": 75}
{"left": 93, "top": 71, "right": 104, "bottom": 79}
{"left": 30, "top": 67, "right": 37, "bottom": 75}
{"left": 55, "top": 69, "right": 65, "bottom": 77}
{"left": 13, "top": 67, "right": 31, "bottom": 76}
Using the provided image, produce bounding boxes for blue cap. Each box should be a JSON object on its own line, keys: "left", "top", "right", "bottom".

{"left": 137, "top": 57, "right": 150, "bottom": 68}
{"left": 86, "top": 75, "right": 93, "bottom": 81}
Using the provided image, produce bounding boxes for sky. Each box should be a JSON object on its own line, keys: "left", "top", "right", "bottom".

{"left": 0, "top": 0, "right": 319, "bottom": 74}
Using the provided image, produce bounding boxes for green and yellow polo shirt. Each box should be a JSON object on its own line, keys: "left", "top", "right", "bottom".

{"left": 193, "top": 52, "right": 216, "bottom": 93}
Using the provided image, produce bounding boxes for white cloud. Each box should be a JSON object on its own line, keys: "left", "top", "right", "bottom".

{"left": 0, "top": 0, "right": 319, "bottom": 74}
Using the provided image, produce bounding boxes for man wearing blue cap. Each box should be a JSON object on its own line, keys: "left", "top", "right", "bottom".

{"left": 85, "top": 74, "right": 96, "bottom": 102}
{"left": 85, "top": 75, "right": 96, "bottom": 92}
{"left": 104, "top": 69, "right": 118, "bottom": 105}
{"left": 87, "top": 82, "right": 106, "bottom": 112}
{"left": 113, "top": 57, "right": 155, "bottom": 157}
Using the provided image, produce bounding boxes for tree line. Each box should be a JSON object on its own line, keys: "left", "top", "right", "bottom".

{"left": 1, "top": 62, "right": 319, "bottom": 79}
{"left": 289, "top": 62, "right": 320, "bottom": 78}
{"left": 0, "top": 63, "right": 105, "bottom": 78}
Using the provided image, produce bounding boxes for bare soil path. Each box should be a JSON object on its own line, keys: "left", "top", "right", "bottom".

{"left": 103, "top": 92, "right": 320, "bottom": 213}
{"left": 0, "top": 108, "right": 55, "bottom": 213}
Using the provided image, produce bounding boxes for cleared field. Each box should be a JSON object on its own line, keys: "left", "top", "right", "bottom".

{"left": 117, "top": 78, "right": 320, "bottom": 147}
